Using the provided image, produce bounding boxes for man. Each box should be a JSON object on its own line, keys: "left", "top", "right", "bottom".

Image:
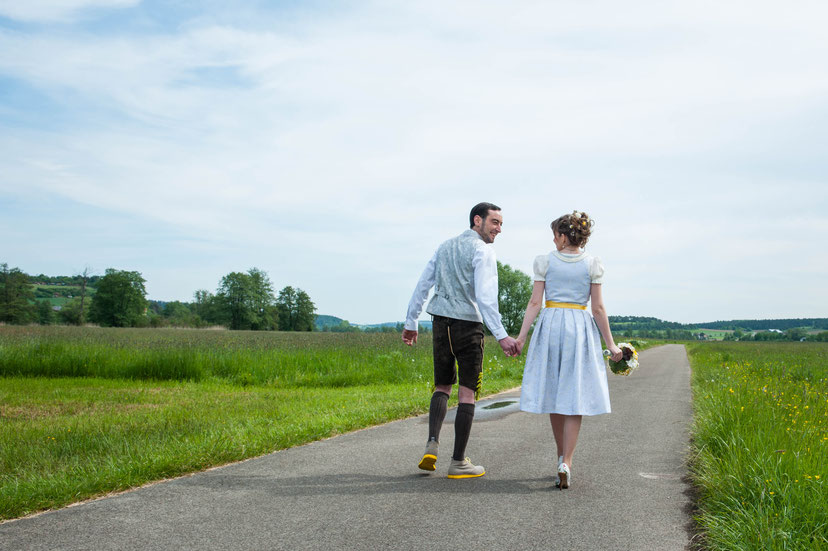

{"left": 403, "top": 202, "right": 520, "bottom": 479}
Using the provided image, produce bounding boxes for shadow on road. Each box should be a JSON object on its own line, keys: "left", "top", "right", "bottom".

{"left": 180, "top": 471, "right": 563, "bottom": 497}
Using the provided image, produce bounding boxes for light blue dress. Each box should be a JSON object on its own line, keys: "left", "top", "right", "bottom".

{"left": 519, "top": 251, "right": 611, "bottom": 415}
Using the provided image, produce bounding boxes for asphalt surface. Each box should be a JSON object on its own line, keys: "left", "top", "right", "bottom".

{"left": 1, "top": 344, "right": 694, "bottom": 550}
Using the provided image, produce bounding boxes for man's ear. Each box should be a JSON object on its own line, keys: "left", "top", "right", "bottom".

{"left": 473, "top": 214, "right": 482, "bottom": 228}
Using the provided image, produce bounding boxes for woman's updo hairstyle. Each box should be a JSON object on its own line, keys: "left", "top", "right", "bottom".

{"left": 550, "top": 210, "right": 594, "bottom": 248}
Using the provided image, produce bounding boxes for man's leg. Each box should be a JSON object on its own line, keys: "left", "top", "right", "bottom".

{"left": 420, "top": 316, "right": 456, "bottom": 472}
{"left": 452, "top": 385, "right": 476, "bottom": 461}
{"left": 429, "top": 386, "right": 451, "bottom": 442}
{"left": 447, "top": 320, "right": 485, "bottom": 479}
{"left": 418, "top": 385, "right": 451, "bottom": 471}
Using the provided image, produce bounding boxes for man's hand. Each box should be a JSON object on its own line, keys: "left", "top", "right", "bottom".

{"left": 498, "top": 336, "right": 520, "bottom": 357}
{"left": 402, "top": 329, "right": 418, "bottom": 346}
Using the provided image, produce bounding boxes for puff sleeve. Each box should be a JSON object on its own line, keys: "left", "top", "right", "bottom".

{"left": 532, "top": 254, "right": 548, "bottom": 282}
{"left": 589, "top": 256, "right": 605, "bottom": 284}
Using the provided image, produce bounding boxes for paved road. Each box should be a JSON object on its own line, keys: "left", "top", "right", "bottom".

{"left": 1, "top": 344, "right": 694, "bottom": 550}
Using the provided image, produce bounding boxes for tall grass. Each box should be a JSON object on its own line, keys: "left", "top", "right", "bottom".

{"left": 0, "top": 326, "right": 526, "bottom": 520}
{"left": 687, "top": 342, "right": 827, "bottom": 550}
{"left": 0, "top": 327, "right": 438, "bottom": 386}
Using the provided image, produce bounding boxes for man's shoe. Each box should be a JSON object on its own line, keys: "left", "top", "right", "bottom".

{"left": 418, "top": 440, "right": 439, "bottom": 471}
{"left": 447, "top": 457, "right": 485, "bottom": 479}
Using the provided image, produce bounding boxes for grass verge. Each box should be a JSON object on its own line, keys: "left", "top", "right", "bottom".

{"left": 0, "top": 329, "right": 525, "bottom": 521}
{"left": 686, "top": 342, "right": 827, "bottom": 550}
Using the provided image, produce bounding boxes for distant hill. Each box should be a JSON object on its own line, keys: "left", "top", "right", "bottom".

{"left": 314, "top": 316, "right": 432, "bottom": 331}
{"left": 688, "top": 318, "right": 828, "bottom": 331}
{"left": 356, "top": 320, "right": 432, "bottom": 330}
{"left": 315, "top": 315, "right": 346, "bottom": 329}
{"left": 31, "top": 283, "right": 97, "bottom": 307}
{"left": 317, "top": 315, "right": 826, "bottom": 333}
{"left": 608, "top": 316, "right": 827, "bottom": 332}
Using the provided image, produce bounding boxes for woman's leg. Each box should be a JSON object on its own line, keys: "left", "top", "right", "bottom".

{"left": 549, "top": 414, "right": 564, "bottom": 459}
{"left": 561, "top": 415, "right": 582, "bottom": 466}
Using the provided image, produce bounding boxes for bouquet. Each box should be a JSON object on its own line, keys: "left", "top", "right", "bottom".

{"left": 604, "top": 343, "right": 639, "bottom": 376}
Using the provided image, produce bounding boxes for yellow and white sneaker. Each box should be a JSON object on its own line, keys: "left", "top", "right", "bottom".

{"left": 418, "top": 440, "right": 438, "bottom": 471}
{"left": 447, "top": 457, "right": 485, "bottom": 479}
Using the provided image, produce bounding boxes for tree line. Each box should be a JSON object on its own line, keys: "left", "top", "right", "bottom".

{"left": 6, "top": 260, "right": 821, "bottom": 338}
{"left": 0, "top": 263, "right": 316, "bottom": 331}
{"left": 0, "top": 261, "right": 532, "bottom": 334}
{"left": 722, "top": 328, "right": 828, "bottom": 342}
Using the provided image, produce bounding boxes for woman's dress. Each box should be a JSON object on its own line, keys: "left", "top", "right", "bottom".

{"left": 519, "top": 250, "right": 611, "bottom": 415}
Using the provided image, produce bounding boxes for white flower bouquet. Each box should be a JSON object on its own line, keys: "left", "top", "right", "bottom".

{"left": 605, "top": 343, "right": 639, "bottom": 376}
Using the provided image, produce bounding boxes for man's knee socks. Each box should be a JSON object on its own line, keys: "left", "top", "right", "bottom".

{"left": 452, "top": 403, "right": 475, "bottom": 461}
{"left": 428, "top": 391, "right": 449, "bottom": 442}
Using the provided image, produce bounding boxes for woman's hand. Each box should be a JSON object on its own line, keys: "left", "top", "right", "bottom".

{"left": 609, "top": 345, "right": 623, "bottom": 362}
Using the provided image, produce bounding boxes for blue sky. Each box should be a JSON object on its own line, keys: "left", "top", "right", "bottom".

{"left": 1, "top": 1, "right": 826, "bottom": 325}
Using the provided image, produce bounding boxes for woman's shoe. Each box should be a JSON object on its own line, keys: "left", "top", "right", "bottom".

{"left": 558, "top": 462, "right": 570, "bottom": 489}
{"left": 555, "top": 456, "right": 563, "bottom": 486}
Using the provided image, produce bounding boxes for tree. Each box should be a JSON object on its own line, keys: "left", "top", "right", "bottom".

{"left": 276, "top": 286, "right": 297, "bottom": 331}
{"left": 247, "top": 268, "right": 278, "bottom": 330}
{"left": 0, "top": 263, "right": 36, "bottom": 324}
{"left": 294, "top": 289, "right": 316, "bottom": 331}
{"left": 785, "top": 327, "right": 807, "bottom": 341}
{"left": 496, "top": 261, "right": 532, "bottom": 335}
{"left": 162, "top": 301, "right": 198, "bottom": 327}
{"left": 217, "top": 272, "right": 253, "bottom": 330}
{"left": 193, "top": 289, "right": 222, "bottom": 326}
{"left": 59, "top": 297, "right": 90, "bottom": 325}
{"left": 89, "top": 269, "right": 148, "bottom": 327}
{"left": 36, "top": 299, "right": 54, "bottom": 325}
{"left": 276, "top": 286, "right": 316, "bottom": 331}
{"left": 76, "top": 266, "right": 92, "bottom": 325}
{"left": 216, "top": 268, "right": 277, "bottom": 330}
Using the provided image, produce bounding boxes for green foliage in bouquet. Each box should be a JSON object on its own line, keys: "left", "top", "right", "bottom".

{"left": 607, "top": 343, "right": 639, "bottom": 375}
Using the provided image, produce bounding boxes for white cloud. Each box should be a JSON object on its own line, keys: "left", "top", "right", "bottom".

{"left": 1, "top": 1, "right": 827, "bottom": 323}
{"left": 0, "top": 0, "right": 138, "bottom": 23}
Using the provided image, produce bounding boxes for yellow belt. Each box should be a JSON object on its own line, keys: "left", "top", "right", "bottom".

{"left": 545, "top": 301, "right": 586, "bottom": 310}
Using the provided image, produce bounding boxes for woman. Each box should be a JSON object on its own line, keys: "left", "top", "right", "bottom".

{"left": 517, "top": 211, "right": 623, "bottom": 489}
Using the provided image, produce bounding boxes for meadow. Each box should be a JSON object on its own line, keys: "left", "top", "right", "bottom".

{"left": 0, "top": 326, "right": 526, "bottom": 520}
{"left": 5, "top": 326, "right": 824, "bottom": 549}
{"left": 686, "top": 341, "right": 827, "bottom": 550}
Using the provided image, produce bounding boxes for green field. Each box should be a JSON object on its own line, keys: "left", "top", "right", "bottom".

{"left": 0, "top": 326, "right": 526, "bottom": 520}
{"left": 686, "top": 342, "right": 827, "bottom": 549}
{"left": 31, "top": 284, "right": 94, "bottom": 307}
{"left": 695, "top": 329, "right": 732, "bottom": 340}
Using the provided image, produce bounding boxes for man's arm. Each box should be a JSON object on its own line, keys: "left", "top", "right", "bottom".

{"left": 402, "top": 252, "right": 437, "bottom": 346}
{"left": 472, "top": 246, "right": 520, "bottom": 355}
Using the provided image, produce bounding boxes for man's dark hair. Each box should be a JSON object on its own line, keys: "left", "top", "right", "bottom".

{"left": 469, "top": 202, "right": 501, "bottom": 228}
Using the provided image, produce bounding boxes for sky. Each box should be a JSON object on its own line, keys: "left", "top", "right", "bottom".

{"left": 1, "top": 0, "right": 826, "bottom": 325}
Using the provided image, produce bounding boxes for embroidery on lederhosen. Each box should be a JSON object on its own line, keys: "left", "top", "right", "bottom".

{"left": 475, "top": 336, "right": 484, "bottom": 400}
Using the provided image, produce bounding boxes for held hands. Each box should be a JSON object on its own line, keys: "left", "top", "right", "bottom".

{"left": 498, "top": 336, "right": 522, "bottom": 357}
{"left": 608, "top": 344, "right": 623, "bottom": 362}
{"left": 402, "top": 329, "right": 418, "bottom": 346}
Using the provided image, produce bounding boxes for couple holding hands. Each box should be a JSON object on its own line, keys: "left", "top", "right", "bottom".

{"left": 402, "top": 202, "right": 624, "bottom": 489}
